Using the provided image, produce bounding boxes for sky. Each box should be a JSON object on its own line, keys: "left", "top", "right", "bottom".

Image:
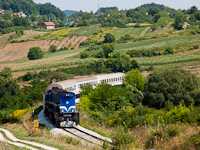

{"left": 33, "top": 0, "right": 200, "bottom": 12}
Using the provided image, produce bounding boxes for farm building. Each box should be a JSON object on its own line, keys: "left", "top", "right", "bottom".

{"left": 43, "top": 22, "right": 56, "bottom": 29}
{"left": 13, "top": 11, "right": 27, "bottom": 18}
{"left": 182, "top": 22, "right": 190, "bottom": 30}
{"left": 0, "top": 10, "right": 5, "bottom": 15}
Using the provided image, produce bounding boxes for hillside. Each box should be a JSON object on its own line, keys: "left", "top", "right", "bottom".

{"left": 0, "top": 0, "right": 66, "bottom": 20}
{"left": 63, "top": 10, "right": 78, "bottom": 17}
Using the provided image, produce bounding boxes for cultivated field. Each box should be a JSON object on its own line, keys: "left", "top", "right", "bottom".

{"left": 0, "top": 36, "right": 88, "bottom": 62}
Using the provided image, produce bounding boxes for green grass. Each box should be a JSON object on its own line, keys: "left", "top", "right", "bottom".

{"left": 67, "top": 25, "right": 100, "bottom": 37}
{"left": 132, "top": 27, "right": 147, "bottom": 37}
{"left": 43, "top": 47, "right": 86, "bottom": 58}
{"left": 115, "top": 34, "right": 200, "bottom": 52}
{"left": 111, "top": 27, "right": 135, "bottom": 40}
{"left": 135, "top": 53, "right": 200, "bottom": 66}
{"left": 12, "top": 58, "right": 96, "bottom": 72}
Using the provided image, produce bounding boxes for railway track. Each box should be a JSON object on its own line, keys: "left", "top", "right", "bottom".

{"left": 63, "top": 126, "right": 112, "bottom": 146}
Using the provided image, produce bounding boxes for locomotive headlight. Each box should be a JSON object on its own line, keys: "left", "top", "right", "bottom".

{"left": 62, "top": 109, "right": 64, "bottom": 112}
{"left": 72, "top": 108, "right": 74, "bottom": 112}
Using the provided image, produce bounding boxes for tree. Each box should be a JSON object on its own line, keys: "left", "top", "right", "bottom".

{"left": 0, "top": 67, "right": 12, "bottom": 78}
{"left": 49, "top": 45, "right": 57, "bottom": 52}
{"left": 124, "top": 69, "right": 145, "bottom": 92}
{"left": 189, "top": 6, "right": 198, "bottom": 14}
{"left": 103, "top": 33, "right": 115, "bottom": 43}
{"left": 3, "top": 10, "right": 12, "bottom": 20}
{"left": 174, "top": 14, "right": 187, "bottom": 30}
{"left": 12, "top": 16, "right": 30, "bottom": 27}
{"left": 27, "top": 47, "right": 44, "bottom": 60}
{"left": 143, "top": 69, "right": 200, "bottom": 109}
{"left": 148, "top": 7, "right": 161, "bottom": 16}
{"left": 102, "top": 43, "right": 115, "bottom": 58}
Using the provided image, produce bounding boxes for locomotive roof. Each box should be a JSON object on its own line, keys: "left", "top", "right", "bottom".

{"left": 51, "top": 88, "right": 74, "bottom": 95}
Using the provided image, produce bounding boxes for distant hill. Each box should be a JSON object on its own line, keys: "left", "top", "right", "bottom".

{"left": 140, "top": 3, "right": 167, "bottom": 10}
{"left": 63, "top": 10, "right": 78, "bottom": 17}
{"left": 0, "top": 0, "right": 66, "bottom": 20}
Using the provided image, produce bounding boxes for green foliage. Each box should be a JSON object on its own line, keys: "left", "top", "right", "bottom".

{"left": 49, "top": 45, "right": 57, "bottom": 53}
{"left": 47, "top": 72, "right": 74, "bottom": 82}
{"left": 80, "top": 52, "right": 89, "bottom": 59}
{"left": 0, "top": 67, "right": 12, "bottom": 78}
{"left": 27, "top": 47, "right": 44, "bottom": 60}
{"left": 102, "top": 43, "right": 115, "bottom": 58}
{"left": 112, "top": 126, "right": 136, "bottom": 150}
{"left": 143, "top": 69, "right": 200, "bottom": 108}
{"left": 124, "top": 69, "right": 145, "bottom": 92}
{"left": 12, "top": 16, "right": 30, "bottom": 27}
{"left": 164, "top": 47, "right": 174, "bottom": 54}
{"left": 148, "top": 7, "right": 161, "bottom": 16}
{"left": 23, "top": 72, "right": 34, "bottom": 81}
{"left": 67, "top": 26, "right": 100, "bottom": 36}
{"left": 174, "top": 14, "right": 187, "bottom": 30}
{"left": 103, "top": 33, "right": 115, "bottom": 43}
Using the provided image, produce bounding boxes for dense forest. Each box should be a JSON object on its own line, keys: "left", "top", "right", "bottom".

{"left": 0, "top": 0, "right": 66, "bottom": 20}
{"left": 68, "top": 3, "right": 200, "bottom": 30}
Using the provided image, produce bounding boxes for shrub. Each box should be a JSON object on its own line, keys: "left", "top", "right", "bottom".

{"left": 193, "top": 44, "right": 199, "bottom": 49}
{"left": 164, "top": 47, "right": 174, "bottom": 54}
{"left": 27, "top": 47, "right": 44, "bottom": 60}
{"left": 47, "top": 72, "right": 74, "bottom": 82}
{"left": 103, "top": 33, "right": 115, "bottom": 43}
{"left": 112, "top": 126, "right": 136, "bottom": 150}
{"left": 23, "top": 72, "right": 34, "bottom": 81}
{"left": 49, "top": 45, "right": 57, "bottom": 52}
{"left": 80, "top": 52, "right": 89, "bottom": 59}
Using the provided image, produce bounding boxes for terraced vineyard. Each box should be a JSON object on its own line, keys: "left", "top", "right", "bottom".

{"left": 67, "top": 25, "right": 100, "bottom": 36}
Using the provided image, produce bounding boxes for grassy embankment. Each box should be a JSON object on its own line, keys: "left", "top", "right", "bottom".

{"left": 0, "top": 105, "right": 101, "bottom": 150}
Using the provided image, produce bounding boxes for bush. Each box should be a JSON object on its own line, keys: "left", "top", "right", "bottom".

{"left": 103, "top": 33, "right": 115, "bottom": 43}
{"left": 47, "top": 72, "right": 74, "bottom": 82}
{"left": 164, "top": 47, "right": 174, "bottom": 54}
{"left": 23, "top": 72, "right": 34, "bottom": 81}
{"left": 112, "top": 126, "right": 136, "bottom": 150}
{"left": 193, "top": 44, "right": 199, "bottom": 49}
{"left": 27, "top": 47, "right": 44, "bottom": 60}
{"left": 49, "top": 44, "right": 57, "bottom": 52}
{"left": 80, "top": 52, "right": 89, "bottom": 59}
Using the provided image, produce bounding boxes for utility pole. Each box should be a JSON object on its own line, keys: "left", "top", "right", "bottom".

{"left": 98, "top": 0, "right": 101, "bottom": 14}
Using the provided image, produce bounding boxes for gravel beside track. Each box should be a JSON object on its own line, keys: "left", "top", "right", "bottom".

{"left": 38, "top": 109, "right": 112, "bottom": 146}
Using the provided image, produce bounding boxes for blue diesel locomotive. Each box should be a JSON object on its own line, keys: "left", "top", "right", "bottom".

{"left": 44, "top": 88, "right": 79, "bottom": 127}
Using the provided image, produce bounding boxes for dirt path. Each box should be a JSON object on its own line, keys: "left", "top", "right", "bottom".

{"left": 163, "top": 22, "right": 171, "bottom": 30}
{"left": 0, "top": 128, "right": 58, "bottom": 150}
{"left": 139, "top": 27, "right": 150, "bottom": 37}
{"left": 179, "top": 48, "right": 200, "bottom": 54}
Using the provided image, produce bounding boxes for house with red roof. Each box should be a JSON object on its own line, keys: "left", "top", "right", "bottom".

{"left": 182, "top": 22, "right": 190, "bottom": 30}
{"left": 0, "top": 10, "right": 5, "bottom": 15}
{"left": 13, "top": 11, "right": 27, "bottom": 18}
{"left": 43, "top": 22, "right": 56, "bottom": 29}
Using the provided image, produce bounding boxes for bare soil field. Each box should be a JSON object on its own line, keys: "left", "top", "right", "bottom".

{"left": 0, "top": 32, "right": 14, "bottom": 49}
{"left": 0, "top": 36, "right": 88, "bottom": 62}
{"left": 16, "top": 30, "right": 46, "bottom": 40}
